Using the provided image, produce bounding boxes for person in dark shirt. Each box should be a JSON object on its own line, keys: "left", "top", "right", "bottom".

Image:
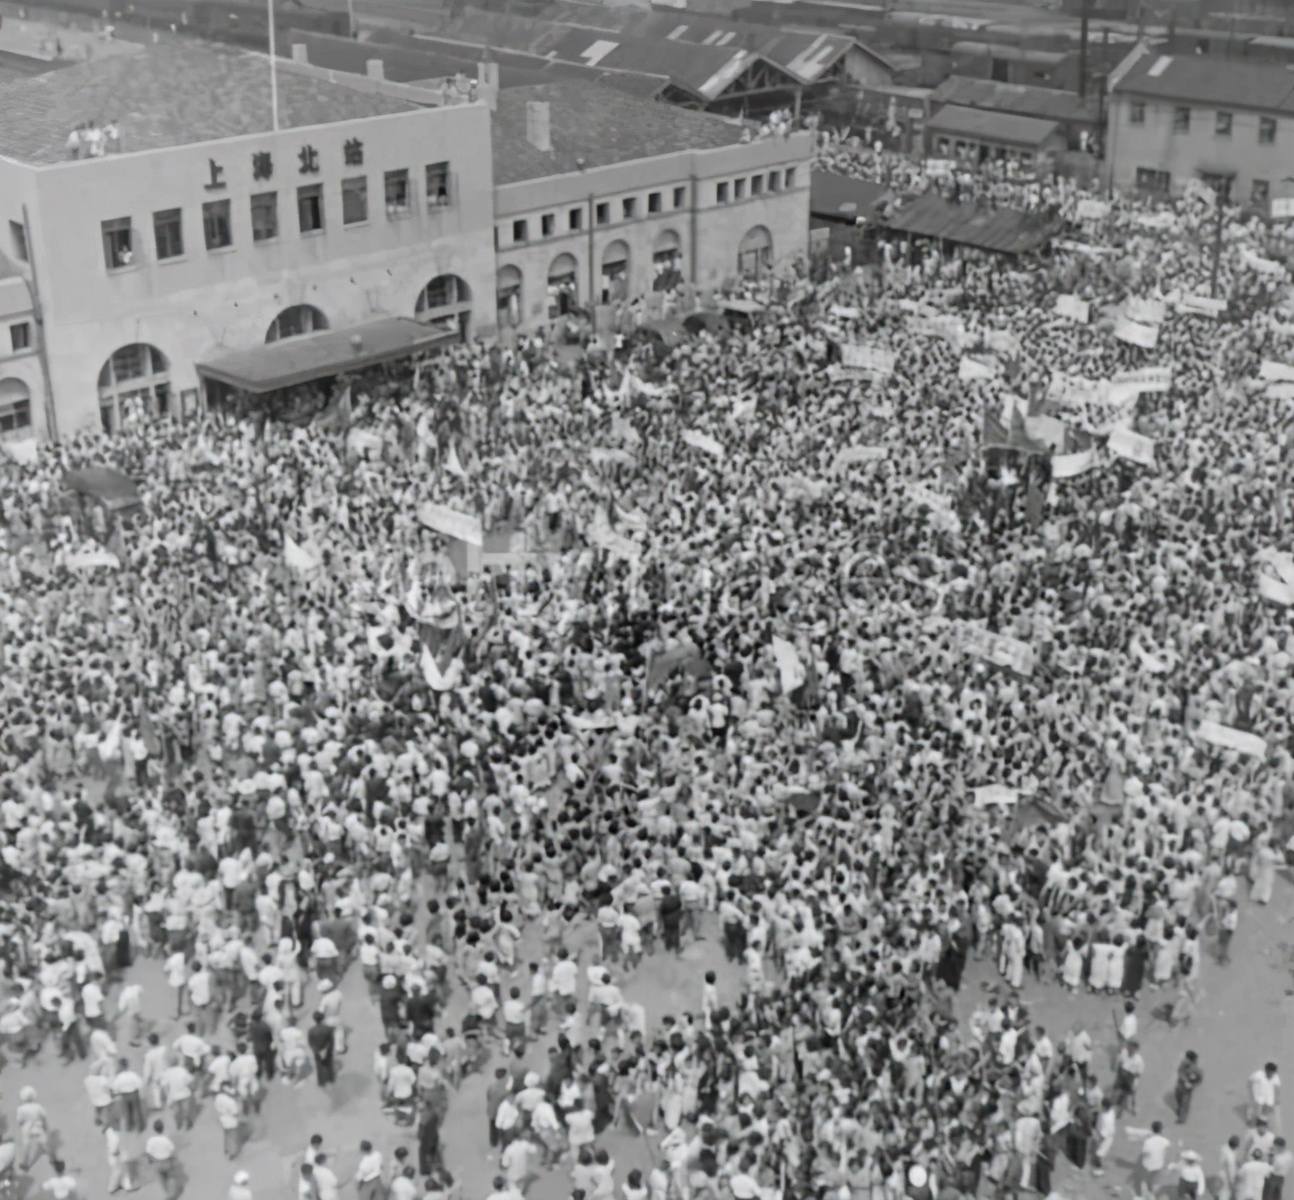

{"left": 307, "top": 1012, "right": 335, "bottom": 1087}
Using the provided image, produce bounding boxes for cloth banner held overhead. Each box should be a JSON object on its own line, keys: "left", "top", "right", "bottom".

{"left": 1256, "top": 549, "right": 1294, "bottom": 604}
{"left": 1125, "top": 297, "right": 1167, "bottom": 327}
{"left": 284, "top": 535, "right": 321, "bottom": 574}
{"left": 1195, "top": 720, "right": 1267, "bottom": 758}
{"left": 771, "top": 637, "right": 807, "bottom": 694}
{"left": 973, "top": 785, "right": 1019, "bottom": 810}
{"left": 959, "top": 355, "right": 997, "bottom": 382}
{"left": 1108, "top": 425, "right": 1157, "bottom": 467}
{"left": 64, "top": 546, "right": 121, "bottom": 571}
{"left": 1113, "top": 316, "right": 1159, "bottom": 350}
{"left": 1113, "top": 366, "right": 1173, "bottom": 394}
{"left": 1174, "top": 293, "right": 1226, "bottom": 318}
{"left": 962, "top": 625, "right": 1035, "bottom": 676}
{"left": 1259, "top": 361, "right": 1294, "bottom": 384}
{"left": 1075, "top": 197, "right": 1111, "bottom": 222}
{"left": 1054, "top": 294, "right": 1090, "bottom": 324}
{"left": 1051, "top": 447, "right": 1097, "bottom": 478}
{"left": 417, "top": 503, "right": 483, "bottom": 547}
{"left": 420, "top": 642, "right": 464, "bottom": 692}
{"left": 1023, "top": 415, "right": 1067, "bottom": 454}
{"left": 681, "top": 429, "right": 723, "bottom": 458}
{"left": 840, "top": 343, "right": 896, "bottom": 379}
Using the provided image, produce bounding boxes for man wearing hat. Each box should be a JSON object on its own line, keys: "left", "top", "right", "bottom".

{"left": 1176, "top": 1150, "right": 1206, "bottom": 1199}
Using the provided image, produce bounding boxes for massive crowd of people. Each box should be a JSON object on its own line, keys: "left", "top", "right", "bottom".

{"left": 0, "top": 137, "right": 1291, "bottom": 1200}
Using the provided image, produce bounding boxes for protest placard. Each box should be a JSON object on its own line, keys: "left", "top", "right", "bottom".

{"left": 1054, "top": 294, "right": 1091, "bottom": 324}
{"left": 64, "top": 546, "right": 122, "bottom": 571}
{"left": 1113, "top": 316, "right": 1160, "bottom": 349}
{"left": 1022, "top": 415, "right": 1067, "bottom": 453}
{"left": 910, "top": 314, "right": 965, "bottom": 349}
{"left": 1243, "top": 250, "right": 1284, "bottom": 276}
{"left": 829, "top": 304, "right": 862, "bottom": 319}
{"left": 1107, "top": 425, "right": 1157, "bottom": 467}
{"left": 771, "top": 637, "right": 806, "bottom": 693}
{"left": 681, "top": 429, "right": 723, "bottom": 458}
{"left": 973, "top": 785, "right": 1019, "bottom": 810}
{"left": 587, "top": 508, "right": 642, "bottom": 561}
{"left": 1055, "top": 240, "right": 1115, "bottom": 256}
{"left": 959, "top": 356, "right": 997, "bottom": 382}
{"left": 1258, "top": 572, "right": 1294, "bottom": 606}
{"left": 1075, "top": 197, "right": 1111, "bottom": 222}
{"left": 1259, "top": 361, "right": 1294, "bottom": 383}
{"left": 1113, "top": 366, "right": 1173, "bottom": 394}
{"left": 963, "top": 625, "right": 1036, "bottom": 676}
{"left": 1195, "top": 720, "right": 1267, "bottom": 758}
{"left": 1051, "top": 448, "right": 1097, "bottom": 478}
{"left": 1125, "top": 297, "right": 1167, "bottom": 327}
{"left": 417, "top": 503, "right": 484, "bottom": 547}
{"left": 1134, "top": 211, "right": 1177, "bottom": 231}
{"left": 1268, "top": 383, "right": 1294, "bottom": 401}
{"left": 1256, "top": 547, "right": 1294, "bottom": 586}
{"left": 925, "top": 158, "right": 954, "bottom": 177}
{"left": 841, "top": 343, "right": 897, "bottom": 378}
{"left": 284, "top": 534, "right": 322, "bottom": 574}
{"left": 1174, "top": 293, "right": 1226, "bottom": 318}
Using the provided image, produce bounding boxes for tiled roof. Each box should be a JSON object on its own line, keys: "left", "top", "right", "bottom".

{"left": 492, "top": 79, "right": 747, "bottom": 185}
{"left": 926, "top": 103, "right": 1061, "bottom": 147}
{"left": 1111, "top": 51, "right": 1294, "bottom": 112}
{"left": 0, "top": 40, "right": 418, "bottom": 165}
{"left": 930, "top": 76, "right": 1097, "bottom": 124}
{"left": 881, "top": 191, "right": 1060, "bottom": 255}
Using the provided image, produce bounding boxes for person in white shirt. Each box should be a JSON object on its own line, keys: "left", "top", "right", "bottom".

{"left": 1136, "top": 1121, "right": 1173, "bottom": 1199}
{"left": 1249, "top": 1063, "right": 1281, "bottom": 1126}
{"left": 349, "top": 1140, "right": 384, "bottom": 1200}
{"left": 214, "top": 1082, "right": 243, "bottom": 1159}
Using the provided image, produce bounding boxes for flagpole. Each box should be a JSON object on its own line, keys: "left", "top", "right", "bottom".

{"left": 267, "top": 0, "right": 280, "bottom": 132}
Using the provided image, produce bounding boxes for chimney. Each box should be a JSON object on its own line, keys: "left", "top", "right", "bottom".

{"left": 479, "top": 59, "right": 499, "bottom": 110}
{"left": 366, "top": 57, "right": 384, "bottom": 79}
{"left": 525, "top": 99, "right": 551, "bottom": 152}
{"left": 291, "top": 42, "right": 308, "bottom": 62}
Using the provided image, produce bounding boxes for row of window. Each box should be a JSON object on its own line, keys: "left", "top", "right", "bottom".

{"left": 715, "top": 168, "right": 797, "bottom": 205}
{"left": 100, "top": 163, "right": 453, "bottom": 270}
{"left": 1135, "top": 166, "right": 1271, "bottom": 204}
{"left": 1130, "top": 100, "right": 1278, "bottom": 143}
{"left": 0, "top": 395, "right": 30, "bottom": 434}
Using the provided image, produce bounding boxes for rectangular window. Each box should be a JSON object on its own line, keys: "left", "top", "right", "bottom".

{"left": 595, "top": 202, "right": 610, "bottom": 225}
{"left": 569, "top": 207, "right": 583, "bottom": 231}
{"left": 1253, "top": 178, "right": 1271, "bottom": 204}
{"left": 8, "top": 220, "right": 27, "bottom": 262}
{"left": 673, "top": 185, "right": 687, "bottom": 208}
{"left": 1172, "top": 105, "right": 1190, "bottom": 133}
{"left": 297, "top": 184, "right": 324, "bottom": 234}
{"left": 512, "top": 218, "right": 528, "bottom": 243}
{"left": 751, "top": 174, "right": 765, "bottom": 195}
{"left": 342, "top": 176, "right": 368, "bottom": 225}
{"left": 716, "top": 182, "right": 729, "bottom": 203}
{"left": 153, "top": 209, "right": 183, "bottom": 260}
{"left": 1129, "top": 100, "right": 1145, "bottom": 125}
{"left": 541, "top": 213, "right": 555, "bottom": 237}
{"left": 10, "top": 322, "right": 31, "bottom": 352}
{"left": 734, "top": 178, "right": 747, "bottom": 200}
{"left": 1135, "top": 166, "right": 1171, "bottom": 194}
{"left": 1215, "top": 110, "right": 1232, "bottom": 137}
{"left": 622, "top": 197, "right": 636, "bottom": 219}
{"left": 785, "top": 167, "right": 797, "bottom": 188}
{"left": 384, "top": 168, "right": 410, "bottom": 214}
{"left": 425, "top": 161, "right": 452, "bottom": 206}
{"left": 101, "top": 217, "right": 133, "bottom": 269}
{"left": 250, "top": 193, "right": 278, "bottom": 243}
{"left": 648, "top": 191, "right": 662, "bottom": 213}
{"left": 1260, "top": 116, "right": 1277, "bottom": 144}
{"left": 0, "top": 394, "right": 30, "bottom": 433}
{"left": 202, "top": 199, "right": 232, "bottom": 250}
{"left": 768, "top": 171, "right": 781, "bottom": 192}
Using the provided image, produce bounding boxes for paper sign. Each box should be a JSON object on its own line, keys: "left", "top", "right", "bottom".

{"left": 1175, "top": 294, "right": 1226, "bottom": 318}
{"left": 1269, "top": 383, "right": 1294, "bottom": 401}
{"left": 1051, "top": 448, "right": 1097, "bottom": 478}
{"left": 925, "top": 158, "right": 954, "bottom": 177}
{"left": 832, "top": 446, "right": 887, "bottom": 471}
{"left": 973, "top": 784, "right": 1019, "bottom": 809}
{"left": 1108, "top": 425, "right": 1156, "bottom": 467}
{"left": 284, "top": 535, "right": 321, "bottom": 574}
{"left": 64, "top": 547, "right": 121, "bottom": 571}
{"left": 1113, "top": 366, "right": 1173, "bottom": 394}
{"left": 959, "top": 356, "right": 997, "bottom": 382}
{"left": 681, "top": 429, "right": 723, "bottom": 457}
{"left": 346, "top": 428, "right": 384, "bottom": 458}
{"left": 963, "top": 626, "right": 1035, "bottom": 676}
{"left": 1075, "top": 197, "right": 1110, "bottom": 222}
{"left": 1055, "top": 294, "right": 1091, "bottom": 324}
{"left": 1196, "top": 720, "right": 1267, "bottom": 758}
{"left": 1125, "top": 297, "right": 1167, "bottom": 327}
{"left": 985, "top": 330, "right": 1023, "bottom": 358}
{"left": 417, "top": 503, "right": 484, "bottom": 547}
{"left": 1257, "top": 548, "right": 1294, "bottom": 587}
{"left": 911, "top": 314, "right": 965, "bottom": 349}
{"left": 1243, "top": 250, "right": 1284, "bottom": 276}
{"left": 771, "top": 637, "right": 806, "bottom": 693}
{"left": 841, "top": 343, "right": 896, "bottom": 378}
{"left": 1023, "top": 415, "right": 1067, "bottom": 452}
{"left": 1259, "top": 361, "right": 1294, "bottom": 383}
{"left": 1113, "top": 316, "right": 1160, "bottom": 349}
{"left": 1, "top": 437, "right": 38, "bottom": 466}
{"left": 1258, "top": 572, "right": 1294, "bottom": 606}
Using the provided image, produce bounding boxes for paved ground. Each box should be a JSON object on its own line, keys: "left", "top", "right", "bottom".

{"left": 3, "top": 875, "right": 1292, "bottom": 1200}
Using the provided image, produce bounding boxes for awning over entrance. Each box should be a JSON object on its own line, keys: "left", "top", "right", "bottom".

{"left": 196, "top": 317, "right": 456, "bottom": 395}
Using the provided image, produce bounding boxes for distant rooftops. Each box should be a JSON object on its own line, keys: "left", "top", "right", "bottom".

{"left": 1112, "top": 49, "right": 1294, "bottom": 113}
{"left": 0, "top": 39, "right": 420, "bottom": 165}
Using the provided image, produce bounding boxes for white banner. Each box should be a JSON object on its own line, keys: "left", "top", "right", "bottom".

{"left": 1023, "top": 414, "right": 1067, "bottom": 452}
{"left": 589, "top": 447, "right": 635, "bottom": 467}
{"left": 1134, "top": 211, "right": 1178, "bottom": 231}
{"left": 959, "top": 355, "right": 997, "bottom": 382}
{"left": 1108, "top": 425, "right": 1157, "bottom": 467}
{"left": 925, "top": 158, "right": 955, "bottom": 177}
{"left": 1257, "top": 547, "right": 1294, "bottom": 587}
{"left": 0, "top": 436, "right": 38, "bottom": 466}
{"left": 1196, "top": 720, "right": 1267, "bottom": 758}
{"left": 831, "top": 445, "right": 887, "bottom": 471}
{"left": 1258, "top": 572, "right": 1294, "bottom": 606}
{"left": 1174, "top": 293, "right": 1226, "bottom": 318}
{"left": 963, "top": 625, "right": 1036, "bottom": 676}
{"left": 1125, "top": 297, "right": 1167, "bottom": 327}
{"left": 985, "top": 330, "right": 1023, "bottom": 358}
{"left": 841, "top": 343, "right": 896, "bottom": 378}
{"left": 1113, "top": 316, "right": 1160, "bottom": 349}
{"left": 1259, "top": 361, "right": 1294, "bottom": 383}
{"left": 973, "top": 784, "right": 1019, "bottom": 810}
{"left": 1075, "top": 197, "right": 1111, "bottom": 222}
{"left": 417, "top": 503, "right": 484, "bottom": 547}
{"left": 1243, "top": 250, "right": 1284, "bottom": 276}
{"left": 1267, "top": 383, "right": 1294, "bottom": 401}
{"left": 771, "top": 637, "right": 806, "bottom": 693}
{"left": 910, "top": 314, "right": 965, "bottom": 349}
{"left": 1112, "top": 366, "right": 1173, "bottom": 394}
{"left": 587, "top": 509, "right": 641, "bottom": 561}
{"left": 1051, "top": 448, "right": 1097, "bottom": 478}
{"left": 1055, "top": 294, "right": 1091, "bottom": 324}
{"left": 681, "top": 429, "right": 723, "bottom": 458}
{"left": 284, "top": 534, "right": 322, "bottom": 574}
{"left": 64, "top": 546, "right": 121, "bottom": 571}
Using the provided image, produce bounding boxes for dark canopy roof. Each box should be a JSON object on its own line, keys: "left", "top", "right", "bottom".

{"left": 881, "top": 191, "right": 1059, "bottom": 255}
{"left": 63, "top": 467, "right": 142, "bottom": 511}
{"left": 810, "top": 171, "right": 890, "bottom": 220}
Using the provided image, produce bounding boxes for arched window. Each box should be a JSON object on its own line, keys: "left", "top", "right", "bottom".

{"left": 97, "top": 344, "right": 171, "bottom": 434}
{"left": 737, "top": 225, "right": 773, "bottom": 279}
{"left": 266, "top": 304, "right": 328, "bottom": 344}
{"left": 547, "top": 253, "right": 579, "bottom": 319}
{"left": 600, "top": 240, "right": 630, "bottom": 304}
{"left": 653, "top": 229, "right": 684, "bottom": 291}
{"left": 415, "top": 274, "right": 472, "bottom": 340}
{"left": 496, "top": 265, "right": 523, "bottom": 330}
{"left": 0, "top": 377, "right": 33, "bottom": 436}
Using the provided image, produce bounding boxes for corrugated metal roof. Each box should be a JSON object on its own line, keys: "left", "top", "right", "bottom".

{"left": 929, "top": 75, "right": 1097, "bottom": 123}
{"left": 1113, "top": 51, "right": 1294, "bottom": 112}
{"left": 809, "top": 171, "right": 889, "bottom": 217}
{"left": 926, "top": 104, "right": 1061, "bottom": 146}
{"left": 882, "top": 190, "right": 1060, "bottom": 254}
{"left": 951, "top": 41, "right": 1067, "bottom": 64}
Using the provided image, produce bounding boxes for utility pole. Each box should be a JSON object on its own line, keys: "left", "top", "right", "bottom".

{"left": 1210, "top": 176, "right": 1230, "bottom": 298}
{"left": 1078, "top": 0, "right": 1090, "bottom": 98}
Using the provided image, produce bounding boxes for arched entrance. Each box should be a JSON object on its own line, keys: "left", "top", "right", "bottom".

{"left": 653, "top": 229, "right": 684, "bottom": 291}
{"left": 547, "top": 253, "right": 579, "bottom": 319}
{"left": 98, "top": 344, "right": 171, "bottom": 434}
{"left": 0, "top": 377, "right": 33, "bottom": 436}
{"left": 416, "top": 274, "right": 472, "bottom": 340}
{"left": 600, "top": 240, "right": 630, "bottom": 304}
{"left": 266, "top": 304, "right": 328, "bottom": 343}
{"left": 737, "top": 225, "right": 773, "bottom": 278}
{"left": 496, "top": 265, "right": 523, "bottom": 330}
